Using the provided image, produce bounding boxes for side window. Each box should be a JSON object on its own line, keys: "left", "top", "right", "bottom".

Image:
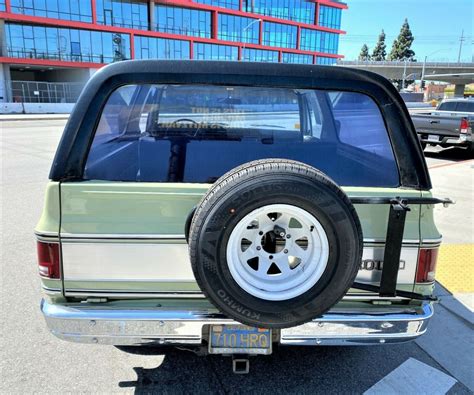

{"left": 94, "top": 85, "right": 138, "bottom": 139}
{"left": 438, "top": 101, "right": 457, "bottom": 111}
{"left": 328, "top": 91, "right": 395, "bottom": 160}
{"left": 302, "top": 91, "right": 324, "bottom": 139}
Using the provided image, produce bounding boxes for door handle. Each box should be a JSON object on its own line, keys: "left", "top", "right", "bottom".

{"left": 430, "top": 120, "right": 440, "bottom": 124}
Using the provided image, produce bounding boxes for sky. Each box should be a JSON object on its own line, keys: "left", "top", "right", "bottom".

{"left": 339, "top": 0, "right": 473, "bottom": 62}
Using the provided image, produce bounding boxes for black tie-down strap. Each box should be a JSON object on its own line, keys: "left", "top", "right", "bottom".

{"left": 350, "top": 196, "right": 453, "bottom": 301}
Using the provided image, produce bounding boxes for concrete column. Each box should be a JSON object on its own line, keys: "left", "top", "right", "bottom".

{"left": 0, "top": 65, "right": 13, "bottom": 103}
{"left": 0, "top": 19, "right": 10, "bottom": 103}
{"left": 454, "top": 84, "right": 465, "bottom": 98}
{"left": 0, "top": 19, "right": 7, "bottom": 57}
{"left": 0, "top": 65, "right": 6, "bottom": 103}
{"left": 149, "top": 0, "right": 155, "bottom": 31}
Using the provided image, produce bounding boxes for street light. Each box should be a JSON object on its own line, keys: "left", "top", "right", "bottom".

{"left": 240, "top": 19, "right": 262, "bottom": 61}
{"left": 420, "top": 48, "right": 449, "bottom": 88}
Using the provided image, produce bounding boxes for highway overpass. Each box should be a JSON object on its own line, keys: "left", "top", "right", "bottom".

{"left": 338, "top": 61, "right": 474, "bottom": 96}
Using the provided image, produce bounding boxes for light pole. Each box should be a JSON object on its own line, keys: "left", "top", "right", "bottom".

{"left": 240, "top": 19, "right": 261, "bottom": 61}
{"left": 420, "top": 49, "right": 449, "bottom": 89}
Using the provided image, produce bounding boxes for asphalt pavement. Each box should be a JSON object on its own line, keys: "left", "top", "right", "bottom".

{"left": 0, "top": 119, "right": 472, "bottom": 394}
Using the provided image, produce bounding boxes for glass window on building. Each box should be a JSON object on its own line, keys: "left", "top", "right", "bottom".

{"left": 262, "top": 21, "right": 297, "bottom": 48}
{"left": 300, "top": 29, "right": 339, "bottom": 54}
{"left": 245, "top": 0, "right": 315, "bottom": 25}
{"left": 155, "top": 5, "right": 211, "bottom": 38}
{"left": 135, "top": 36, "right": 190, "bottom": 59}
{"left": 0, "top": 0, "right": 6, "bottom": 12}
{"left": 96, "top": 0, "right": 148, "bottom": 30}
{"left": 318, "top": 5, "right": 342, "bottom": 30}
{"left": 5, "top": 23, "right": 131, "bottom": 63}
{"left": 218, "top": 14, "right": 259, "bottom": 44}
{"left": 194, "top": 43, "right": 238, "bottom": 61}
{"left": 300, "top": 28, "right": 319, "bottom": 51}
{"left": 194, "top": 0, "right": 240, "bottom": 10}
{"left": 317, "top": 56, "right": 337, "bottom": 65}
{"left": 10, "top": 0, "right": 93, "bottom": 22}
{"left": 282, "top": 52, "right": 313, "bottom": 64}
{"left": 242, "top": 48, "right": 279, "bottom": 62}
{"left": 320, "top": 31, "right": 339, "bottom": 54}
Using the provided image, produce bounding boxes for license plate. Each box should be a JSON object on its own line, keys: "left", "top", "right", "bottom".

{"left": 428, "top": 134, "right": 439, "bottom": 142}
{"left": 209, "top": 325, "right": 272, "bottom": 355}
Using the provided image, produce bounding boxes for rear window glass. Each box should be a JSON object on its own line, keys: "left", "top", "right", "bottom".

{"left": 455, "top": 102, "right": 474, "bottom": 113}
{"left": 438, "top": 102, "right": 457, "bottom": 111}
{"left": 85, "top": 84, "right": 399, "bottom": 187}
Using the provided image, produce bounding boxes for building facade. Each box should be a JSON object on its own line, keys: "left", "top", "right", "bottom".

{"left": 0, "top": 0, "right": 346, "bottom": 105}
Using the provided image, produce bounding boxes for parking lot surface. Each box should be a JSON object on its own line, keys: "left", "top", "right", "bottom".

{"left": 1, "top": 119, "right": 472, "bottom": 394}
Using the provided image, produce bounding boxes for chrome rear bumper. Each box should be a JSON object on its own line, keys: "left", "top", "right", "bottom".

{"left": 41, "top": 300, "right": 433, "bottom": 347}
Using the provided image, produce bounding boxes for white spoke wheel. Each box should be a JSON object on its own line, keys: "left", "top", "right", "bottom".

{"left": 189, "top": 159, "right": 362, "bottom": 329}
{"left": 227, "top": 204, "right": 329, "bottom": 301}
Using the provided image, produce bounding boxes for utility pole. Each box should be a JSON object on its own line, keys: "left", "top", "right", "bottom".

{"left": 457, "top": 30, "right": 465, "bottom": 63}
{"left": 402, "top": 59, "right": 407, "bottom": 90}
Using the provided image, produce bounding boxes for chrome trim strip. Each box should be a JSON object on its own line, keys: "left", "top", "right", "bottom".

{"left": 65, "top": 291, "right": 205, "bottom": 298}
{"left": 35, "top": 233, "right": 60, "bottom": 243}
{"left": 363, "top": 238, "right": 442, "bottom": 246}
{"left": 60, "top": 233, "right": 186, "bottom": 240}
{"left": 62, "top": 291, "right": 411, "bottom": 301}
{"left": 35, "top": 231, "right": 59, "bottom": 238}
{"left": 41, "top": 299, "right": 433, "bottom": 346}
{"left": 59, "top": 234, "right": 443, "bottom": 246}
{"left": 42, "top": 286, "right": 62, "bottom": 296}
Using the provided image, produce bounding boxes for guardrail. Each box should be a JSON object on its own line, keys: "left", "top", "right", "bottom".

{"left": 338, "top": 60, "right": 474, "bottom": 68}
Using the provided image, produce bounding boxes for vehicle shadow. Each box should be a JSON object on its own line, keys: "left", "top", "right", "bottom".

{"left": 117, "top": 344, "right": 417, "bottom": 394}
{"left": 424, "top": 146, "right": 473, "bottom": 161}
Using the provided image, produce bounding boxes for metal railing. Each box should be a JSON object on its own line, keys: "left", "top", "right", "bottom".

{"left": 11, "top": 80, "right": 84, "bottom": 103}
{"left": 338, "top": 60, "right": 474, "bottom": 68}
{"left": 7, "top": 48, "right": 126, "bottom": 64}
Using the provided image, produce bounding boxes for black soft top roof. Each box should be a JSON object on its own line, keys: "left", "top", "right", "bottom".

{"left": 50, "top": 60, "right": 430, "bottom": 189}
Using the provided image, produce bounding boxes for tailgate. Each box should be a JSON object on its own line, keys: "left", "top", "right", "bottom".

{"left": 58, "top": 182, "right": 423, "bottom": 297}
{"left": 412, "top": 113, "right": 461, "bottom": 137}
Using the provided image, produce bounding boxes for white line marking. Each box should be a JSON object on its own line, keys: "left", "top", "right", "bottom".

{"left": 364, "top": 358, "right": 457, "bottom": 395}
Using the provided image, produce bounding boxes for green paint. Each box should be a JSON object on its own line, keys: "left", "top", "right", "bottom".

{"left": 35, "top": 182, "right": 60, "bottom": 235}
{"left": 35, "top": 180, "right": 439, "bottom": 297}
{"left": 58, "top": 181, "right": 424, "bottom": 240}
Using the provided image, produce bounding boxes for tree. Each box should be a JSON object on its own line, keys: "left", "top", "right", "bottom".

{"left": 372, "top": 30, "right": 387, "bottom": 61}
{"left": 388, "top": 18, "right": 415, "bottom": 61}
{"left": 359, "top": 44, "right": 370, "bottom": 61}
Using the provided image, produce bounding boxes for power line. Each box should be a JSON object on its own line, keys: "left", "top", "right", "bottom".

{"left": 458, "top": 30, "right": 466, "bottom": 63}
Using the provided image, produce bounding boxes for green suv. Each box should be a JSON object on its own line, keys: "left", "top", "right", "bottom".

{"left": 36, "top": 61, "right": 448, "bottom": 362}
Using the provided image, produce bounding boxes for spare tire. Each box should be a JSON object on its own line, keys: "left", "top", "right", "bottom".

{"left": 188, "top": 159, "right": 362, "bottom": 329}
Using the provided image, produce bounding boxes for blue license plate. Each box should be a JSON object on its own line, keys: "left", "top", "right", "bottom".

{"left": 209, "top": 325, "right": 272, "bottom": 355}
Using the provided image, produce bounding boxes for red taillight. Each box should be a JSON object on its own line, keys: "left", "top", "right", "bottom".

{"left": 37, "top": 241, "right": 61, "bottom": 279}
{"left": 416, "top": 248, "right": 439, "bottom": 283}
{"left": 460, "top": 118, "right": 469, "bottom": 134}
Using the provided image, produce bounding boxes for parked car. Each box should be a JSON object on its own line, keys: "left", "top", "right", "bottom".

{"left": 411, "top": 98, "right": 474, "bottom": 153}
{"left": 36, "top": 61, "right": 450, "bottom": 373}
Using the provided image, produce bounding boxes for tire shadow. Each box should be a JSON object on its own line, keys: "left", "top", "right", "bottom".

{"left": 424, "top": 147, "right": 473, "bottom": 161}
{"left": 117, "top": 344, "right": 423, "bottom": 394}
